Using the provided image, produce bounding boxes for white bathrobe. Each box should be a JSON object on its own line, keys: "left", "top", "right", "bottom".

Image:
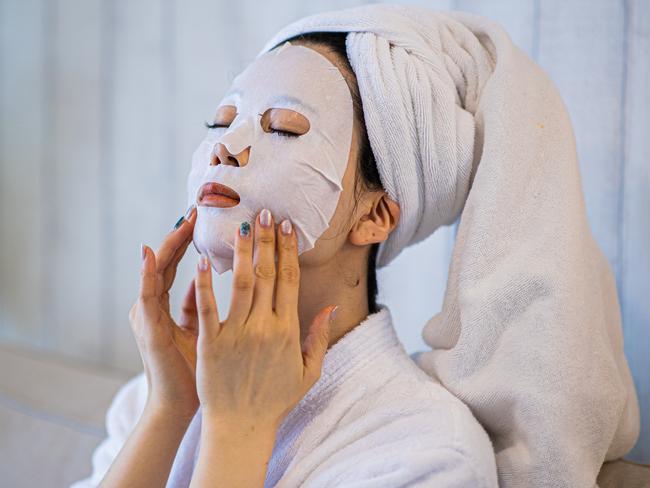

{"left": 70, "top": 305, "right": 498, "bottom": 487}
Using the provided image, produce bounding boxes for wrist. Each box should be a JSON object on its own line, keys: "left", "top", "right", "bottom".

{"left": 143, "top": 398, "right": 198, "bottom": 427}
{"left": 201, "top": 412, "right": 278, "bottom": 446}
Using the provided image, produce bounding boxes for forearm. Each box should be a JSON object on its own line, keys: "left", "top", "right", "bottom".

{"left": 99, "top": 404, "right": 194, "bottom": 488}
{"left": 190, "top": 415, "right": 277, "bottom": 488}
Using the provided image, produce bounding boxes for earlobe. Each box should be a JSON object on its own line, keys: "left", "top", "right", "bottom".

{"left": 348, "top": 193, "right": 400, "bottom": 247}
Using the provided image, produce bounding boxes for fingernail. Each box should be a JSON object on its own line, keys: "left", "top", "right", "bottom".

{"left": 173, "top": 215, "right": 185, "bottom": 230}
{"left": 140, "top": 243, "right": 146, "bottom": 261}
{"left": 184, "top": 204, "right": 196, "bottom": 220}
{"left": 239, "top": 221, "right": 251, "bottom": 237}
{"left": 260, "top": 208, "right": 272, "bottom": 228}
{"left": 280, "top": 219, "right": 292, "bottom": 235}
{"left": 329, "top": 305, "right": 339, "bottom": 322}
{"left": 198, "top": 253, "right": 209, "bottom": 271}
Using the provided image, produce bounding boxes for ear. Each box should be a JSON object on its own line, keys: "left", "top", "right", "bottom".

{"left": 349, "top": 192, "right": 400, "bottom": 246}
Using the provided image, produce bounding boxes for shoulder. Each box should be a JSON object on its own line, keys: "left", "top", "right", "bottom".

{"left": 292, "top": 354, "right": 498, "bottom": 487}
{"left": 368, "top": 361, "right": 498, "bottom": 484}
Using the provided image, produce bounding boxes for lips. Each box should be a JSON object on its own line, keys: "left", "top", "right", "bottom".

{"left": 197, "top": 182, "right": 240, "bottom": 208}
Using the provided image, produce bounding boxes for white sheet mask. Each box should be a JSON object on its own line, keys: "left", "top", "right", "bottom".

{"left": 186, "top": 42, "right": 354, "bottom": 274}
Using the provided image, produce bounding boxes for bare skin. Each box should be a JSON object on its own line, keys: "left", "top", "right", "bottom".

{"left": 99, "top": 41, "right": 400, "bottom": 487}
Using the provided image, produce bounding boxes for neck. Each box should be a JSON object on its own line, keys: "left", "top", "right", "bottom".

{"left": 297, "top": 247, "right": 370, "bottom": 349}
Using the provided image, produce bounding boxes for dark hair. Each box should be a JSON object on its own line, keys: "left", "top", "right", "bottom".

{"left": 272, "top": 32, "right": 383, "bottom": 314}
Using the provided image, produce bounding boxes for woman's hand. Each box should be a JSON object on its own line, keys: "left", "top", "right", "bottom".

{"left": 194, "top": 208, "right": 337, "bottom": 431}
{"left": 129, "top": 205, "right": 200, "bottom": 420}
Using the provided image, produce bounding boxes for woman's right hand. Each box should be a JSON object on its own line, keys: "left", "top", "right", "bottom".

{"left": 129, "top": 205, "right": 200, "bottom": 421}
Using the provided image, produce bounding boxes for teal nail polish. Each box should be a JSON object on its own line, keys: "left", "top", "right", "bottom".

{"left": 173, "top": 215, "right": 184, "bottom": 230}
{"left": 240, "top": 221, "right": 250, "bottom": 237}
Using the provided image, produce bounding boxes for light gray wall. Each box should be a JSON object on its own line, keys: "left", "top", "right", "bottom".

{"left": 1, "top": 0, "right": 648, "bottom": 462}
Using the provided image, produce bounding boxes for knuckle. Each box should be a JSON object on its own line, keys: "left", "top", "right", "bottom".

{"left": 280, "top": 236, "right": 297, "bottom": 251}
{"left": 195, "top": 281, "right": 212, "bottom": 291}
{"left": 197, "top": 302, "right": 215, "bottom": 315}
{"left": 278, "top": 264, "right": 300, "bottom": 284}
{"left": 254, "top": 263, "right": 276, "bottom": 280}
{"left": 257, "top": 233, "right": 274, "bottom": 245}
{"left": 138, "top": 295, "right": 152, "bottom": 306}
{"left": 247, "top": 325, "right": 266, "bottom": 342}
{"left": 233, "top": 274, "right": 254, "bottom": 291}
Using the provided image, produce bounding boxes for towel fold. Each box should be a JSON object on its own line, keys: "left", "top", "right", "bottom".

{"left": 261, "top": 4, "right": 641, "bottom": 487}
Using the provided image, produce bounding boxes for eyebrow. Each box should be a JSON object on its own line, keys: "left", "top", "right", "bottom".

{"left": 220, "top": 90, "right": 315, "bottom": 118}
{"left": 267, "top": 94, "right": 316, "bottom": 116}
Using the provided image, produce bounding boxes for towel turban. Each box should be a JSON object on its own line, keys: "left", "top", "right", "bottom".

{"left": 263, "top": 3, "right": 485, "bottom": 268}
{"left": 260, "top": 4, "right": 641, "bottom": 488}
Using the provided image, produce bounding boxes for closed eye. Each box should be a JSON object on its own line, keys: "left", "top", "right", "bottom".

{"left": 261, "top": 108, "right": 309, "bottom": 137}
{"left": 206, "top": 104, "right": 237, "bottom": 130}
{"left": 269, "top": 128, "right": 299, "bottom": 138}
{"left": 205, "top": 121, "right": 229, "bottom": 129}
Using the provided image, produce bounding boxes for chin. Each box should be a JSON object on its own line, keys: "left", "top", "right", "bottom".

{"left": 192, "top": 217, "right": 237, "bottom": 262}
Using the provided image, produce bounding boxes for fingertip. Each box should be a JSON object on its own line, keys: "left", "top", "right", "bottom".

{"left": 197, "top": 253, "right": 210, "bottom": 273}
{"left": 328, "top": 305, "right": 338, "bottom": 323}
{"left": 238, "top": 221, "right": 252, "bottom": 240}
{"left": 141, "top": 243, "right": 149, "bottom": 265}
{"left": 186, "top": 205, "right": 198, "bottom": 224}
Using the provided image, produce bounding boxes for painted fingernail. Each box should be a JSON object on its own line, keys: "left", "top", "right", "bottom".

{"left": 239, "top": 221, "right": 251, "bottom": 237}
{"left": 198, "top": 253, "right": 209, "bottom": 271}
{"left": 173, "top": 215, "right": 185, "bottom": 230}
{"left": 140, "top": 243, "right": 146, "bottom": 261}
{"left": 281, "top": 219, "right": 292, "bottom": 235}
{"left": 184, "top": 204, "right": 196, "bottom": 220}
{"left": 329, "top": 305, "right": 339, "bottom": 322}
{"left": 260, "top": 208, "right": 272, "bottom": 227}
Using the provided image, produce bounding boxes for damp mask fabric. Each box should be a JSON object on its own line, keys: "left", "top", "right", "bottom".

{"left": 186, "top": 42, "right": 354, "bottom": 274}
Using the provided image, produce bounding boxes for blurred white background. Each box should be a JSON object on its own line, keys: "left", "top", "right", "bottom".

{"left": 0, "top": 0, "right": 648, "bottom": 485}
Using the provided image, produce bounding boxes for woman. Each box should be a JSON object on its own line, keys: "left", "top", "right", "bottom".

{"left": 71, "top": 30, "right": 498, "bottom": 488}
{"left": 72, "top": 4, "right": 639, "bottom": 488}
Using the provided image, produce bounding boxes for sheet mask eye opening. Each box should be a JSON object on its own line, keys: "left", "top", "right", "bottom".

{"left": 260, "top": 107, "right": 310, "bottom": 137}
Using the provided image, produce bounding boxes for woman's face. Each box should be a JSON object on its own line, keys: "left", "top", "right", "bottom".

{"left": 187, "top": 42, "right": 365, "bottom": 274}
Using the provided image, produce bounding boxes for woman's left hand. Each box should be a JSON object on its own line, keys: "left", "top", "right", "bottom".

{"left": 193, "top": 208, "right": 337, "bottom": 432}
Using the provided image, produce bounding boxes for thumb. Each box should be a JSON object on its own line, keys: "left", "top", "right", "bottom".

{"left": 302, "top": 305, "right": 338, "bottom": 385}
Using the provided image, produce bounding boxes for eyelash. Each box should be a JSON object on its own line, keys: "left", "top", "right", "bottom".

{"left": 270, "top": 129, "right": 298, "bottom": 138}
{"left": 204, "top": 121, "right": 298, "bottom": 138}
{"left": 204, "top": 121, "right": 226, "bottom": 130}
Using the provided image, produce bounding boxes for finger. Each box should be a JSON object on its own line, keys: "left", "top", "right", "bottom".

{"left": 158, "top": 235, "right": 194, "bottom": 318}
{"left": 195, "top": 253, "right": 220, "bottom": 343}
{"left": 250, "top": 208, "right": 276, "bottom": 319}
{"left": 162, "top": 231, "right": 194, "bottom": 294}
{"left": 155, "top": 205, "right": 197, "bottom": 276}
{"left": 302, "top": 305, "right": 337, "bottom": 386}
{"left": 274, "top": 218, "right": 300, "bottom": 324}
{"left": 178, "top": 278, "right": 198, "bottom": 332}
{"left": 139, "top": 244, "right": 161, "bottom": 327}
{"left": 158, "top": 208, "right": 197, "bottom": 308}
{"left": 227, "top": 220, "right": 255, "bottom": 326}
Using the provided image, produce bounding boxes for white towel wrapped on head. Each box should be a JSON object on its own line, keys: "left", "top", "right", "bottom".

{"left": 261, "top": 4, "right": 640, "bottom": 487}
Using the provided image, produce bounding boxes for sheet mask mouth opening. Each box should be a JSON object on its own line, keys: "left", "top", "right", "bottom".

{"left": 197, "top": 182, "right": 241, "bottom": 208}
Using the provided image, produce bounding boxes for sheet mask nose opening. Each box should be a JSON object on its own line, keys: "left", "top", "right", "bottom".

{"left": 216, "top": 116, "right": 255, "bottom": 157}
